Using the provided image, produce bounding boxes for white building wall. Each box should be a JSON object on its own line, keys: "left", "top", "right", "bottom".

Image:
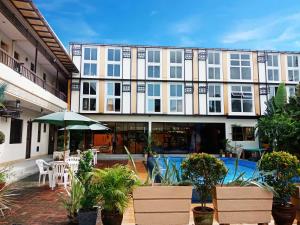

{"left": 199, "top": 94, "right": 207, "bottom": 114}
{"left": 71, "top": 90, "right": 80, "bottom": 112}
{"left": 122, "top": 82, "right": 131, "bottom": 113}
{"left": 0, "top": 110, "right": 49, "bottom": 163}
{"left": 137, "top": 48, "right": 145, "bottom": 79}
{"left": 184, "top": 55, "right": 193, "bottom": 81}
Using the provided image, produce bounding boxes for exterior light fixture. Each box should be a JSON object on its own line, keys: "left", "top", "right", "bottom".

{"left": 16, "top": 99, "right": 20, "bottom": 109}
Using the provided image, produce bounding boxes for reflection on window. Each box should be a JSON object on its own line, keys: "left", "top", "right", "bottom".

{"left": 169, "top": 84, "right": 183, "bottom": 113}
{"left": 287, "top": 55, "right": 300, "bottom": 82}
{"left": 106, "top": 82, "right": 121, "bottom": 112}
{"left": 81, "top": 81, "right": 97, "bottom": 111}
{"left": 147, "top": 83, "right": 161, "bottom": 112}
{"left": 230, "top": 53, "right": 251, "bottom": 80}
{"left": 208, "top": 84, "right": 222, "bottom": 113}
{"left": 232, "top": 126, "right": 255, "bottom": 141}
{"left": 231, "top": 85, "right": 253, "bottom": 113}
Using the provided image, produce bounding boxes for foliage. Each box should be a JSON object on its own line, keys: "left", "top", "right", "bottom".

{"left": 91, "top": 165, "right": 140, "bottom": 214}
{"left": 259, "top": 151, "right": 300, "bottom": 205}
{"left": 274, "top": 83, "right": 287, "bottom": 110}
{"left": 77, "top": 150, "right": 94, "bottom": 182}
{"left": 57, "top": 132, "right": 69, "bottom": 151}
{"left": 256, "top": 113, "right": 296, "bottom": 151}
{"left": 61, "top": 173, "right": 85, "bottom": 218}
{"left": 0, "top": 185, "right": 18, "bottom": 216}
{"left": 181, "top": 153, "right": 227, "bottom": 208}
{"left": 0, "top": 83, "right": 6, "bottom": 109}
{"left": 0, "top": 131, "right": 5, "bottom": 145}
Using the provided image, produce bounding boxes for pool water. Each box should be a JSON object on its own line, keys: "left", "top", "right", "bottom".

{"left": 147, "top": 156, "right": 257, "bottom": 184}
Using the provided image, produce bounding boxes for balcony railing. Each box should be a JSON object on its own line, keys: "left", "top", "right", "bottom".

{"left": 0, "top": 49, "right": 67, "bottom": 102}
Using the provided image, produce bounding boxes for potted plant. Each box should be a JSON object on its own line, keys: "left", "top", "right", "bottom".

{"left": 181, "top": 153, "right": 227, "bottom": 225}
{"left": 213, "top": 158, "right": 274, "bottom": 224}
{"left": 259, "top": 151, "right": 300, "bottom": 225}
{"left": 61, "top": 173, "right": 85, "bottom": 224}
{"left": 132, "top": 156, "right": 193, "bottom": 225}
{"left": 91, "top": 165, "right": 139, "bottom": 225}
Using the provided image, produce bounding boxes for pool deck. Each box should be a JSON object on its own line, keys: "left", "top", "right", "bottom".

{"left": 0, "top": 159, "right": 296, "bottom": 225}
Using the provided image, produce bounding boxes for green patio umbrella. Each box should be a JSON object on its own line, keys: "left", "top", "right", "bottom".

{"left": 33, "top": 111, "right": 99, "bottom": 159}
{"left": 60, "top": 123, "right": 110, "bottom": 131}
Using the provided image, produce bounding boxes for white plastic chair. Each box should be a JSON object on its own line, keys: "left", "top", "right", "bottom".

{"left": 52, "top": 161, "right": 68, "bottom": 189}
{"left": 36, "top": 159, "right": 50, "bottom": 186}
{"left": 66, "top": 157, "right": 80, "bottom": 174}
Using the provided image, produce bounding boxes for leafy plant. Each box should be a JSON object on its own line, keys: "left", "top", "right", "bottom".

{"left": 61, "top": 173, "right": 85, "bottom": 219}
{"left": 259, "top": 151, "right": 300, "bottom": 205}
{"left": 181, "top": 153, "right": 227, "bottom": 208}
{"left": 91, "top": 165, "right": 139, "bottom": 214}
{"left": 0, "top": 186, "right": 18, "bottom": 216}
{"left": 0, "top": 131, "right": 4, "bottom": 145}
{"left": 274, "top": 83, "right": 287, "bottom": 110}
{"left": 77, "top": 150, "right": 94, "bottom": 182}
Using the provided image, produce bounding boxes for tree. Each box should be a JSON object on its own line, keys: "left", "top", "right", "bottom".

{"left": 274, "top": 83, "right": 287, "bottom": 110}
{"left": 0, "top": 83, "right": 6, "bottom": 109}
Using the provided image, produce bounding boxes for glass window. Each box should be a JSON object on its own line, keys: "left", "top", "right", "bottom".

{"left": 230, "top": 53, "right": 251, "bottom": 80}
{"left": 84, "top": 48, "right": 97, "bottom": 60}
{"left": 267, "top": 55, "right": 280, "bottom": 82}
{"left": 169, "top": 84, "right": 183, "bottom": 113}
{"left": 106, "top": 82, "right": 121, "bottom": 112}
{"left": 147, "top": 83, "right": 161, "bottom": 113}
{"left": 231, "top": 85, "right": 253, "bottom": 113}
{"left": 10, "top": 118, "right": 23, "bottom": 144}
{"left": 147, "top": 50, "right": 161, "bottom": 78}
{"left": 81, "top": 81, "right": 97, "bottom": 111}
{"left": 207, "top": 52, "right": 221, "bottom": 80}
{"left": 208, "top": 84, "right": 222, "bottom": 113}
{"left": 287, "top": 55, "right": 300, "bottom": 82}
{"left": 232, "top": 126, "right": 255, "bottom": 141}
{"left": 107, "top": 48, "right": 121, "bottom": 77}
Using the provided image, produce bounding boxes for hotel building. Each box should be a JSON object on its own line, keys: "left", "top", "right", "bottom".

{"left": 0, "top": 0, "right": 77, "bottom": 163}
{"left": 69, "top": 43, "right": 299, "bottom": 154}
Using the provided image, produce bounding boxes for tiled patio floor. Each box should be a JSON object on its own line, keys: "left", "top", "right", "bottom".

{"left": 0, "top": 160, "right": 294, "bottom": 225}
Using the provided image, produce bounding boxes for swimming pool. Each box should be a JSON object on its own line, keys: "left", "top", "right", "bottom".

{"left": 147, "top": 156, "right": 257, "bottom": 184}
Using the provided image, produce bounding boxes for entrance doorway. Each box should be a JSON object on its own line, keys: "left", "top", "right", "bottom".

{"left": 48, "top": 125, "right": 55, "bottom": 155}
{"left": 25, "top": 121, "right": 32, "bottom": 159}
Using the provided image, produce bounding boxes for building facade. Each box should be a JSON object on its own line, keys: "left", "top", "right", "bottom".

{"left": 69, "top": 43, "right": 299, "bottom": 154}
{"left": 0, "top": 0, "right": 77, "bottom": 163}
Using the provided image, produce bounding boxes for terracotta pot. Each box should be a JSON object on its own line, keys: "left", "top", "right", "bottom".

{"left": 192, "top": 206, "right": 214, "bottom": 225}
{"left": 272, "top": 203, "right": 296, "bottom": 225}
{"left": 101, "top": 210, "right": 123, "bottom": 225}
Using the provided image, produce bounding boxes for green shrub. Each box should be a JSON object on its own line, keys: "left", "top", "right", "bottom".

{"left": 76, "top": 150, "right": 94, "bottom": 182}
{"left": 0, "top": 131, "right": 5, "bottom": 145}
{"left": 259, "top": 151, "right": 300, "bottom": 205}
{"left": 91, "top": 165, "right": 139, "bottom": 214}
{"left": 181, "top": 153, "right": 227, "bottom": 208}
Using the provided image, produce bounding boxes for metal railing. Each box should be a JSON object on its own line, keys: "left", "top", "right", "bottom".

{"left": 0, "top": 49, "right": 67, "bottom": 102}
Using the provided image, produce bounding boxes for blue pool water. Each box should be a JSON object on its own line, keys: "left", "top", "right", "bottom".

{"left": 147, "top": 156, "right": 257, "bottom": 184}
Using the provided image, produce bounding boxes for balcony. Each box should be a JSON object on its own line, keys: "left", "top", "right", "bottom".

{"left": 0, "top": 49, "right": 67, "bottom": 102}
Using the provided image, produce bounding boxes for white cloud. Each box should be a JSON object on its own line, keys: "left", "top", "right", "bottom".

{"left": 170, "top": 16, "right": 201, "bottom": 35}
{"left": 220, "top": 13, "right": 300, "bottom": 50}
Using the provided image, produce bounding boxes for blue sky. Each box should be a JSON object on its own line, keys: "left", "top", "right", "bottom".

{"left": 35, "top": 0, "right": 300, "bottom": 51}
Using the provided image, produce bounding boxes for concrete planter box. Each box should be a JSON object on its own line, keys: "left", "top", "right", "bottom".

{"left": 213, "top": 186, "right": 273, "bottom": 224}
{"left": 133, "top": 186, "right": 192, "bottom": 225}
{"left": 291, "top": 186, "right": 300, "bottom": 225}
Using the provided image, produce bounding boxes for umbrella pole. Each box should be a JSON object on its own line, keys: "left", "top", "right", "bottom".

{"left": 64, "top": 121, "right": 67, "bottom": 161}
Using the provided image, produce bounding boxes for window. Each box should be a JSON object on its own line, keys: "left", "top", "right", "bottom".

{"left": 30, "top": 63, "right": 35, "bottom": 72}
{"left": 208, "top": 84, "right": 222, "bottom": 113}
{"left": 169, "top": 84, "right": 183, "bottom": 113}
{"left": 230, "top": 53, "right": 251, "bottom": 80}
{"left": 267, "top": 54, "right": 279, "bottom": 82}
{"left": 9, "top": 118, "right": 23, "bottom": 144}
{"left": 147, "top": 83, "right": 161, "bottom": 113}
{"left": 287, "top": 86, "right": 296, "bottom": 99}
{"left": 207, "top": 52, "right": 221, "bottom": 80}
{"left": 147, "top": 50, "right": 160, "bottom": 78}
{"left": 43, "top": 123, "right": 47, "bottom": 133}
{"left": 268, "top": 86, "right": 278, "bottom": 99}
{"left": 0, "top": 41, "right": 8, "bottom": 52}
{"left": 37, "top": 123, "right": 41, "bottom": 143}
{"left": 232, "top": 126, "right": 255, "bottom": 141}
{"left": 106, "top": 82, "right": 121, "bottom": 112}
{"left": 81, "top": 81, "right": 97, "bottom": 111}
{"left": 169, "top": 50, "right": 183, "bottom": 79}
{"left": 107, "top": 48, "right": 121, "bottom": 77}
{"left": 231, "top": 85, "right": 253, "bottom": 113}
{"left": 287, "top": 55, "right": 300, "bottom": 82}
{"left": 83, "top": 47, "right": 97, "bottom": 76}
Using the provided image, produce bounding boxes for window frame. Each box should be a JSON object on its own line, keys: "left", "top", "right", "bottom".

{"left": 9, "top": 118, "right": 23, "bottom": 144}
{"left": 266, "top": 54, "right": 280, "bottom": 83}
{"left": 228, "top": 52, "right": 253, "bottom": 81}
{"left": 232, "top": 126, "right": 255, "bottom": 141}
{"left": 207, "top": 51, "right": 222, "bottom": 81}
{"left": 80, "top": 80, "right": 98, "bottom": 112}
{"left": 287, "top": 55, "right": 300, "bottom": 83}
{"left": 146, "top": 49, "right": 162, "bottom": 79}
{"left": 105, "top": 47, "right": 122, "bottom": 78}
{"left": 105, "top": 81, "right": 122, "bottom": 113}
{"left": 146, "top": 82, "right": 162, "bottom": 113}
{"left": 168, "top": 83, "right": 184, "bottom": 114}
{"left": 207, "top": 84, "right": 223, "bottom": 115}
{"left": 267, "top": 85, "right": 279, "bottom": 99}
{"left": 229, "top": 84, "right": 255, "bottom": 115}
{"left": 168, "top": 49, "right": 184, "bottom": 80}
{"left": 82, "top": 46, "right": 99, "bottom": 77}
